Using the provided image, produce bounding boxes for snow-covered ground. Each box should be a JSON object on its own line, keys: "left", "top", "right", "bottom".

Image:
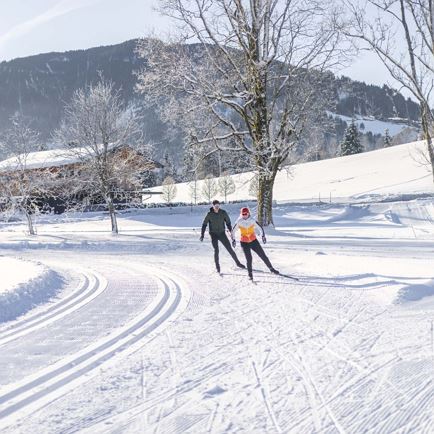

{"left": 0, "top": 257, "right": 43, "bottom": 296}
{"left": 326, "top": 112, "right": 412, "bottom": 136}
{"left": 0, "top": 257, "right": 63, "bottom": 323}
{"left": 146, "top": 140, "right": 434, "bottom": 205}
{"left": 1, "top": 141, "right": 434, "bottom": 433}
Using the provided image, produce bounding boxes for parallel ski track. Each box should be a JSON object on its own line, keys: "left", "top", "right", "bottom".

{"left": 0, "top": 267, "right": 186, "bottom": 430}
{"left": 0, "top": 268, "right": 107, "bottom": 347}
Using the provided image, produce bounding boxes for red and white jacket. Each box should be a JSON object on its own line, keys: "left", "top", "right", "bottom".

{"left": 231, "top": 215, "right": 264, "bottom": 243}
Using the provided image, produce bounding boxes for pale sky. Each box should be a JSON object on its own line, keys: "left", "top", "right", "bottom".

{"left": 0, "top": 0, "right": 394, "bottom": 91}
{"left": 0, "top": 0, "right": 170, "bottom": 60}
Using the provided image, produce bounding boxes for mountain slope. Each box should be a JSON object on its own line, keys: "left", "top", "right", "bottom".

{"left": 0, "top": 39, "right": 420, "bottom": 157}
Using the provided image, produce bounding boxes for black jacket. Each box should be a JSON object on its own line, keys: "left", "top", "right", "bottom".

{"left": 201, "top": 208, "right": 232, "bottom": 236}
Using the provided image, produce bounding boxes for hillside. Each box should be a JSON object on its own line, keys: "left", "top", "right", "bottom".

{"left": 147, "top": 140, "right": 434, "bottom": 204}
{"left": 0, "top": 39, "right": 420, "bottom": 161}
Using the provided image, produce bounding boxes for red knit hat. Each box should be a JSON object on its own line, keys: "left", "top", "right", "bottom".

{"left": 241, "top": 207, "right": 250, "bottom": 216}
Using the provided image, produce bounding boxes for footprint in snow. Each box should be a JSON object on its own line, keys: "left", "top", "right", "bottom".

{"left": 204, "top": 385, "right": 226, "bottom": 398}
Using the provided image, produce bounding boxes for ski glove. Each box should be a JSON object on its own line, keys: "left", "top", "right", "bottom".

{"left": 199, "top": 235, "right": 204, "bottom": 242}
{"left": 232, "top": 239, "right": 236, "bottom": 248}
{"left": 262, "top": 235, "right": 267, "bottom": 244}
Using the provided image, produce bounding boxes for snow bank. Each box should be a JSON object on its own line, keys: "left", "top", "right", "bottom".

{"left": 0, "top": 257, "right": 63, "bottom": 323}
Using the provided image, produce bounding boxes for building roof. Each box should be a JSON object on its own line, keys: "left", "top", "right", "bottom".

{"left": 0, "top": 143, "right": 148, "bottom": 172}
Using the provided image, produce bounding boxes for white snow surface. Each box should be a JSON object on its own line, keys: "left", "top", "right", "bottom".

{"left": 145, "top": 140, "right": 434, "bottom": 204}
{"left": 0, "top": 257, "right": 63, "bottom": 323}
{"left": 1, "top": 140, "right": 434, "bottom": 433}
{"left": 0, "top": 257, "right": 42, "bottom": 295}
{"left": 327, "top": 111, "right": 411, "bottom": 136}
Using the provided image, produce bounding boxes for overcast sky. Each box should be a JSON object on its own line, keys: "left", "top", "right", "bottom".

{"left": 0, "top": 0, "right": 393, "bottom": 91}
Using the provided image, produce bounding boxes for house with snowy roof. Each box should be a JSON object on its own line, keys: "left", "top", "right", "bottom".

{"left": 0, "top": 144, "right": 161, "bottom": 213}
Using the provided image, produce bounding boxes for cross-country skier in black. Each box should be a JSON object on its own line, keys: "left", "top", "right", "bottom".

{"left": 200, "top": 200, "right": 246, "bottom": 273}
{"left": 231, "top": 207, "right": 279, "bottom": 280}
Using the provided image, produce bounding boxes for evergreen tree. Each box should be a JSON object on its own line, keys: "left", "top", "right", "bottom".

{"left": 383, "top": 129, "right": 392, "bottom": 147}
{"left": 340, "top": 120, "right": 363, "bottom": 156}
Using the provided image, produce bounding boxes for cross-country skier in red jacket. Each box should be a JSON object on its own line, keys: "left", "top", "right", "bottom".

{"left": 231, "top": 207, "right": 279, "bottom": 280}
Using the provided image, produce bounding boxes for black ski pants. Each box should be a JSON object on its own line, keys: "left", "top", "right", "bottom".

{"left": 241, "top": 239, "right": 273, "bottom": 277}
{"left": 210, "top": 232, "right": 240, "bottom": 270}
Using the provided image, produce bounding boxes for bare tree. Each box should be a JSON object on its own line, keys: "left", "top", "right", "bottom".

{"left": 162, "top": 176, "right": 177, "bottom": 204}
{"left": 136, "top": 0, "right": 347, "bottom": 225}
{"left": 342, "top": 0, "right": 434, "bottom": 177}
{"left": 188, "top": 180, "right": 201, "bottom": 204}
{"left": 218, "top": 172, "right": 236, "bottom": 202}
{"left": 54, "top": 79, "right": 148, "bottom": 234}
{"left": 0, "top": 115, "right": 52, "bottom": 235}
{"left": 201, "top": 175, "right": 219, "bottom": 202}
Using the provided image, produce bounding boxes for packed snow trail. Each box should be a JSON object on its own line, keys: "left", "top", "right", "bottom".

{"left": 0, "top": 267, "right": 106, "bottom": 346}
{"left": 1, "top": 201, "right": 434, "bottom": 433}
{"left": 0, "top": 252, "right": 189, "bottom": 432}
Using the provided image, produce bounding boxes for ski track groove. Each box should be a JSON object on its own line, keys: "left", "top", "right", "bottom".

{"left": 372, "top": 377, "right": 433, "bottom": 434}
{"left": 0, "top": 267, "right": 107, "bottom": 347}
{"left": 231, "top": 266, "right": 429, "bottom": 432}
{"left": 250, "top": 357, "right": 282, "bottom": 433}
{"left": 291, "top": 306, "right": 407, "bottom": 402}
{"left": 2, "top": 245, "right": 432, "bottom": 432}
{"left": 236, "top": 293, "right": 327, "bottom": 432}
{"left": 0, "top": 268, "right": 84, "bottom": 335}
{"left": 77, "top": 362, "right": 233, "bottom": 433}
{"left": 0, "top": 268, "right": 185, "bottom": 431}
{"left": 243, "top": 275, "right": 411, "bottom": 433}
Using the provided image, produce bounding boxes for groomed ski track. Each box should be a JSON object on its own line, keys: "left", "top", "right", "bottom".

{"left": 1, "top": 222, "right": 434, "bottom": 432}
{"left": 0, "top": 254, "right": 190, "bottom": 432}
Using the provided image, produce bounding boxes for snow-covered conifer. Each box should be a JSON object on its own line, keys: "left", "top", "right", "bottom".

{"left": 340, "top": 121, "right": 363, "bottom": 156}
{"left": 383, "top": 129, "right": 392, "bottom": 147}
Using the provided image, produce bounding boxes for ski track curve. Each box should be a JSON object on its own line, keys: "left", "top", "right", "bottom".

{"left": 0, "top": 263, "right": 190, "bottom": 432}
{"left": 0, "top": 267, "right": 107, "bottom": 347}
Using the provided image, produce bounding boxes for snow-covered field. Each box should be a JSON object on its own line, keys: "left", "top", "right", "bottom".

{"left": 1, "top": 141, "right": 434, "bottom": 433}
{"left": 146, "top": 140, "right": 434, "bottom": 204}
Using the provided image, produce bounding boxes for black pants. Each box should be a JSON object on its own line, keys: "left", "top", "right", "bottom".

{"left": 210, "top": 232, "right": 241, "bottom": 270}
{"left": 241, "top": 239, "right": 273, "bottom": 277}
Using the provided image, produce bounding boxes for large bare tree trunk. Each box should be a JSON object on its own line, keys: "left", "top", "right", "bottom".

{"left": 257, "top": 174, "right": 275, "bottom": 226}
{"left": 420, "top": 103, "right": 434, "bottom": 182}
{"left": 24, "top": 209, "right": 35, "bottom": 235}
{"left": 136, "top": 0, "right": 343, "bottom": 227}
{"left": 256, "top": 161, "right": 278, "bottom": 226}
{"left": 105, "top": 194, "right": 118, "bottom": 234}
{"left": 426, "top": 140, "right": 434, "bottom": 183}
